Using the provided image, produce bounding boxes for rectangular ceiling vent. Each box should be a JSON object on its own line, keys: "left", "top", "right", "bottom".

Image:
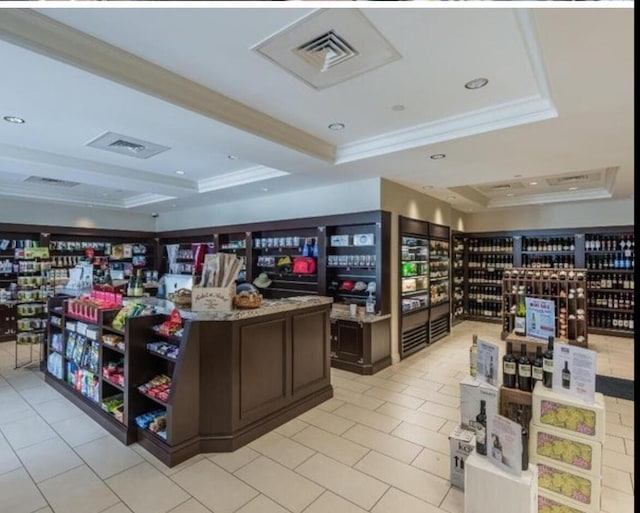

{"left": 86, "top": 131, "right": 170, "bottom": 159}
{"left": 490, "top": 184, "right": 512, "bottom": 191}
{"left": 295, "top": 31, "right": 358, "bottom": 72}
{"left": 24, "top": 176, "right": 79, "bottom": 188}
{"left": 547, "top": 174, "right": 595, "bottom": 186}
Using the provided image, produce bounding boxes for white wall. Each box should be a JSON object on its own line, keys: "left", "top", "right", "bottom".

{"left": 156, "top": 178, "right": 382, "bottom": 231}
{"left": 0, "top": 196, "right": 156, "bottom": 231}
{"left": 464, "top": 199, "right": 634, "bottom": 233}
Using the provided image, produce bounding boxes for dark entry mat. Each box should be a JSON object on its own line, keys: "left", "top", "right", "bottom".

{"left": 595, "top": 375, "right": 634, "bottom": 401}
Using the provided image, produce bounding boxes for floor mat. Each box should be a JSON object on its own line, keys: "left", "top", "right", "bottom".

{"left": 595, "top": 375, "right": 634, "bottom": 401}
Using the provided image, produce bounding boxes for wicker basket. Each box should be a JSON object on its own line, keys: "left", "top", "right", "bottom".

{"left": 168, "top": 288, "right": 192, "bottom": 308}
{"left": 233, "top": 293, "right": 262, "bottom": 309}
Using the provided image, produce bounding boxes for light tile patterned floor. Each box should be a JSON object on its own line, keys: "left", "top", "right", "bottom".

{"left": 0, "top": 321, "right": 634, "bottom": 513}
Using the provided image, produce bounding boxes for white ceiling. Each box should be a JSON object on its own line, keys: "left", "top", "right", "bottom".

{"left": 0, "top": 7, "right": 633, "bottom": 214}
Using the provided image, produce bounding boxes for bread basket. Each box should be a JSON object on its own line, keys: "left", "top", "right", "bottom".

{"left": 233, "top": 292, "right": 262, "bottom": 309}
{"left": 168, "top": 288, "right": 192, "bottom": 308}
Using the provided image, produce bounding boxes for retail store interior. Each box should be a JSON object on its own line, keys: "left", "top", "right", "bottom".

{"left": 0, "top": 7, "right": 634, "bottom": 513}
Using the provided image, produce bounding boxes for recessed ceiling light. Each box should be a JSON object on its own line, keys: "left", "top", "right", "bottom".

{"left": 568, "top": 187, "right": 578, "bottom": 191}
{"left": 3, "top": 115, "right": 25, "bottom": 124}
{"left": 227, "top": 155, "right": 238, "bottom": 160}
{"left": 529, "top": 181, "right": 538, "bottom": 185}
{"left": 391, "top": 105, "right": 405, "bottom": 112}
{"left": 464, "top": 78, "right": 489, "bottom": 90}
{"left": 261, "top": 187, "right": 269, "bottom": 192}
{"left": 430, "top": 154, "right": 446, "bottom": 160}
{"left": 328, "top": 123, "right": 345, "bottom": 131}
{"left": 176, "top": 170, "right": 185, "bottom": 175}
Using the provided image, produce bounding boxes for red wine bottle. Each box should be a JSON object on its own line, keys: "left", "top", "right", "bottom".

{"left": 517, "top": 344, "right": 532, "bottom": 392}
{"left": 475, "top": 400, "right": 487, "bottom": 456}
{"left": 503, "top": 342, "right": 517, "bottom": 389}
{"left": 543, "top": 336, "right": 554, "bottom": 388}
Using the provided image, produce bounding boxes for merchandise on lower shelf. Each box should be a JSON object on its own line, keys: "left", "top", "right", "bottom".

{"left": 47, "top": 352, "right": 63, "bottom": 379}
{"left": 50, "top": 332, "right": 63, "bottom": 353}
{"left": 138, "top": 374, "right": 172, "bottom": 403}
{"left": 102, "top": 359, "right": 125, "bottom": 387}
{"left": 102, "top": 333, "right": 125, "bottom": 352}
{"left": 135, "top": 409, "right": 167, "bottom": 440}
{"left": 102, "top": 393, "right": 125, "bottom": 423}
{"left": 67, "top": 362, "right": 100, "bottom": 403}
{"left": 146, "top": 341, "right": 180, "bottom": 360}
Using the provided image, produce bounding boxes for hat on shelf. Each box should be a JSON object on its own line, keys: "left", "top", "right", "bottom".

{"left": 366, "top": 281, "right": 376, "bottom": 293}
{"left": 352, "top": 281, "right": 367, "bottom": 292}
{"left": 253, "top": 272, "right": 272, "bottom": 289}
{"left": 277, "top": 256, "right": 292, "bottom": 267}
{"left": 339, "top": 280, "right": 355, "bottom": 291}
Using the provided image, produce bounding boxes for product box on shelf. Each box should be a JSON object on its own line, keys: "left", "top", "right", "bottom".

{"left": 532, "top": 382, "right": 605, "bottom": 442}
{"left": 538, "top": 493, "right": 591, "bottom": 513}
{"left": 460, "top": 375, "right": 499, "bottom": 431}
{"left": 191, "top": 283, "right": 235, "bottom": 312}
{"left": 449, "top": 424, "right": 476, "bottom": 489}
{"left": 530, "top": 424, "right": 602, "bottom": 477}
{"left": 537, "top": 461, "right": 601, "bottom": 513}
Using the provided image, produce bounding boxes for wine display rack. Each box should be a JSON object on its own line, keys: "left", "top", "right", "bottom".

{"left": 452, "top": 233, "right": 465, "bottom": 325}
{"left": 502, "top": 268, "right": 588, "bottom": 347}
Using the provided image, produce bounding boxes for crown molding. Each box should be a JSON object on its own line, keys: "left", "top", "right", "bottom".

{"left": 0, "top": 9, "right": 335, "bottom": 163}
{"left": 123, "top": 193, "right": 176, "bottom": 208}
{"left": 488, "top": 188, "right": 612, "bottom": 209}
{"left": 0, "top": 182, "right": 120, "bottom": 208}
{"left": 197, "top": 166, "right": 289, "bottom": 193}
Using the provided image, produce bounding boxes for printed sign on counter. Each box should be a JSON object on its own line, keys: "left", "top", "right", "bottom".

{"left": 552, "top": 343, "right": 596, "bottom": 404}
{"left": 476, "top": 339, "right": 499, "bottom": 387}
{"left": 525, "top": 297, "right": 556, "bottom": 341}
{"left": 488, "top": 413, "right": 524, "bottom": 477}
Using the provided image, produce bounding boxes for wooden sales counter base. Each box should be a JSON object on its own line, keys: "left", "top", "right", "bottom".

{"left": 45, "top": 297, "right": 333, "bottom": 467}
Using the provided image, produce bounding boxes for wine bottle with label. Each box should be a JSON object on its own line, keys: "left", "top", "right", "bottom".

{"left": 517, "top": 344, "right": 532, "bottom": 392}
{"left": 562, "top": 361, "right": 571, "bottom": 389}
{"left": 133, "top": 269, "right": 143, "bottom": 297}
{"left": 532, "top": 346, "right": 544, "bottom": 386}
{"left": 517, "top": 406, "right": 529, "bottom": 471}
{"left": 475, "top": 399, "right": 487, "bottom": 456}
{"left": 470, "top": 335, "right": 478, "bottom": 378}
{"left": 543, "top": 336, "right": 554, "bottom": 388}
{"left": 503, "top": 342, "right": 517, "bottom": 388}
{"left": 514, "top": 292, "right": 526, "bottom": 336}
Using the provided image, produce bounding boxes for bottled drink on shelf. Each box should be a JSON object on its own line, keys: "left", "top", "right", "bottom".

{"left": 475, "top": 399, "right": 487, "bottom": 456}
{"left": 532, "top": 346, "right": 544, "bottom": 386}
{"left": 517, "top": 344, "right": 532, "bottom": 392}
{"left": 562, "top": 361, "right": 571, "bottom": 389}
{"left": 514, "top": 292, "right": 526, "bottom": 335}
{"left": 543, "top": 336, "right": 554, "bottom": 388}
{"left": 517, "top": 406, "right": 529, "bottom": 471}
{"left": 502, "top": 341, "right": 517, "bottom": 389}
{"left": 470, "top": 335, "right": 478, "bottom": 377}
{"left": 133, "top": 269, "right": 143, "bottom": 297}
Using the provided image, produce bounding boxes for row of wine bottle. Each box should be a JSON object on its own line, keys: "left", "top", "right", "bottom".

{"left": 586, "top": 272, "right": 634, "bottom": 290}
{"left": 468, "top": 255, "right": 513, "bottom": 269}
{"left": 522, "top": 237, "right": 575, "bottom": 252}
{"left": 587, "top": 292, "right": 634, "bottom": 310}
{"left": 523, "top": 255, "right": 575, "bottom": 269}
{"left": 503, "top": 338, "right": 554, "bottom": 392}
{"left": 585, "top": 234, "right": 634, "bottom": 252}
{"left": 468, "top": 238, "right": 514, "bottom": 253}
{"left": 586, "top": 253, "right": 634, "bottom": 270}
{"left": 589, "top": 312, "right": 634, "bottom": 331}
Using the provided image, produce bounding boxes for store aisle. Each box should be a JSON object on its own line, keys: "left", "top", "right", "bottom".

{"left": 0, "top": 322, "right": 634, "bottom": 513}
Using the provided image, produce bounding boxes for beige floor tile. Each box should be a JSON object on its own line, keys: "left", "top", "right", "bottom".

{"left": 0, "top": 415, "right": 57, "bottom": 450}
{"left": 607, "top": 412, "right": 622, "bottom": 425}
{"left": 354, "top": 451, "right": 450, "bottom": 507}
{"left": 332, "top": 403, "right": 401, "bottom": 433}
{"left": 353, "top": 376, "right": 407, "bottom": 393}
{"left": 172, "top": 459, "right": 258, "bottom": 513}
{"left": 620, "top": 413, "right": 634, "bottom": 427}
{"left": 333, "top": 388, "right": 386, "bottom": 411}
{"left": 391, "top": 422, "right": 450, "bottom": 455}
{"left": 106, "top": 462, "right": 191, "bottom": 513}
{"left": 438, "top": 420, "right": 459, "bottom": 436}
{"left": 234, "top": 494, "right": 289, "bottom": 513}
{"left": 167, "top": 498, "right": 211, "bottom": 513}
{"left": 341, "top": 424, "right": 421, "bottom": 464}
{"left": 364, "top": 386, "right": 424, "bottom": 409}
{"left": 0, "top": 385, "right": 21, "bottom": 404}
{"left": 0, "top": 397, "right": 36, "bottom": 426}
{"left": 375, "top": 402, "right": 447, "bottom": 432}
{"left": 234, "top": 456, "right": 323, "bottom": 513}
{"left": 390, "top": 366, "right": 426, "bottom": 378}
{"left": 605, "top": 434, "right": 626, "bottom": 454}
{"left": 604, "top": 400, "right": 634, "bottom": 416}
{"left": 298, "top": 408, "right": 356, "bottom": 436}
{"left": 17, "top": 383, "right": 63, "bottom": 406}
{"left": 75, "top": 435, "right": 144, "bottom": 479}
{"left": 130, "top": 444, "right": 204, "bottom": 477}
{"left": 4, "top": 372, "right": 46, "bottom": 392}
{"left": 371, "top": 487, "right": 443, "bottom": 513}
{"left": 603, "top": 449, "right": 634, "bottom": 473}
{"left": 0, "top": 435, "right": 22, "bottom": 475}
{"left": 439, "top": 384, "right": 461, "bottom": 398}
{"left": 32, "top": 397, "right": 83, "bottom": 424}
{"left": 417, "top": 401, "right": 459, "bottom": 422}
{"left": 602, "top": 465, "right": 634, "bottom": 495}
{"left": 206, "top": 446, "right": 260, "bottom": 473}
{"left": 600, "top": 485, "right": 635, "bottom": 513}
{"left": 605, "top": 422, "right": 635, "bottom": 440}
{"left": 0, "top": 468, "right": 47, "bottom": 513}
{"left": 304, "top": 491, "right": 369, "bottom": 513}
{"left": 411, "top": 447, "right": 450, "bottom": 480}
{"left": 249, "top": 431, "right": 315, "bottom": 469}
{"left": 50, "top": 414, "right": 109, "bottom": 447}
{"left": 33, "top": 508, "right": 54, "bottom": 513}
{"left": 330, "top": 369, "right": 359, "bottom": 381}
{"left": 296, "top": 453, "right": 388, "bottom": 510}
{"left": 16, "top": 437, "right": 83, "bottom": 483}
{"left": 624, "top": 438, "right": 634, "bottom": 456}
{"left": 274, "top": 418, "right": 309, "bottom": 437}
{"left": 38, "top": 465, "right": 120, "bottom": 513}
{"left": 101, "top": 503, "right": 135, "bottom": 513}
{"left": 315, "top": 397, "right": 346, "bottom": 413}
{"left": 293, "top": 425, "right": 369, "bottom": 466}
{"left": 331, "top": 376, "right": 372, "bottom": 394}
{"left": 387, "top": 373, "right": 444, "bottom": 391}
{"left": 439, "top": 486, "right": 463, "bottom": 513}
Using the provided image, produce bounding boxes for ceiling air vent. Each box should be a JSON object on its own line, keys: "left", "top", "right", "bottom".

{"left": 294, "top": 31, "right": 358, "bottom": 72}
{"left": 490, "top": 184, "right": 512, "bottom": 191}
{"left": 24, "top": 176, "right": 79, "bottom": 188}
{"left": 252, "top": 9, "right": 401, "bottom": 90}
{"left": 86, "top": 131, "right": 170, "bottom": 159}
{"left": 546, "top": 172, "right": 601, "bottom": 187}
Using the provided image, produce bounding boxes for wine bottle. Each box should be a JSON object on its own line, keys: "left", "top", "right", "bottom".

{"left": 562, "top": 361, "right": 571, "bottom": 389}
{"left": 514, "top": 292, "right": 526, "bottom": 336}
{"left": 517, "top": 406, "right": 529, "bottom": 471}
{"left": 503, "top": 342, "right": 517, "bottom": 389}
{"left": 486, "top": 356, "right": 495, "bottom": 386}
{"left": 134, "top": 269, "right": 143, "bottom": 297}
{"left": 517, "top": 344, "right": 532, "bottom": 392}
{"left": 470, "top": 335, "right": 478, "bottom": 378}
{"left": 475, "top": 399, "right": 487, "bottom": 456}
{"left": 126, "top": 275, "right": 134, "bottom": 297}
{"left": 532, "top": 346, "right": 544, "bottom": 386}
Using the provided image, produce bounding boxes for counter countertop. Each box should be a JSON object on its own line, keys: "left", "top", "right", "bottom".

{"left": 179, "top": 295, "right": 333, "bottom": 321}
{"left": 329, "top": 310, "right": 391, "bottom": 324}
